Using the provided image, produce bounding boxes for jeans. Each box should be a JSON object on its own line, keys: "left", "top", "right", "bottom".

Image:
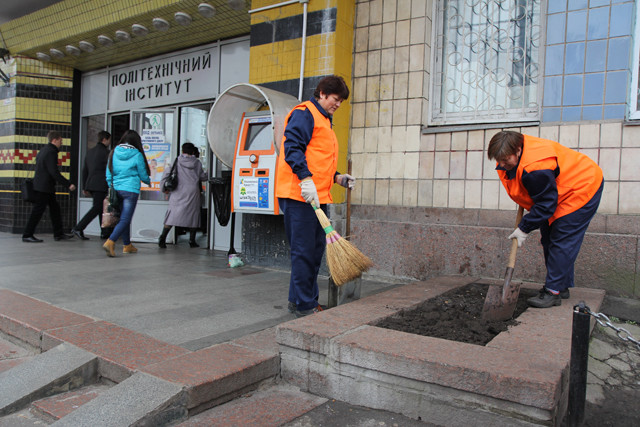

{"left": 75, "top": 191, "right": 107, "bottom": 231}
{"left": 23, "top": 191, "right": 63, "bottom": 237}
{"left": 108, "top": 190, "right": 139, "bottom": 245}
{"left": 279, "top": 198, "right": 327, "bottom": 311}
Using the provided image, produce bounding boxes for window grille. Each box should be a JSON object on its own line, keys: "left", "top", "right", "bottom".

{"left": 431, "top": 0, "right": 541, "bottom": 125}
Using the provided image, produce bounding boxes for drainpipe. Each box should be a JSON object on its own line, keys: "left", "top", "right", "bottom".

{"left": 249, "top": 0, "right": 310, "bottom": 101}
{"left": 297, "top": 0, "right": 309, "bottom": 101}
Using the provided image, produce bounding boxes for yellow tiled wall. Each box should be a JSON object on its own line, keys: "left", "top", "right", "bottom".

{"left": 250, "top": 0, "right": 356, "bottom": 203}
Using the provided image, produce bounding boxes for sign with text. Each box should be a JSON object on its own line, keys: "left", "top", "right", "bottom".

{"left": 141, "top": 129, "right": 170, "bottom": 191}
{"left": 108, "top": 44, "right": 220, "bottom": 111}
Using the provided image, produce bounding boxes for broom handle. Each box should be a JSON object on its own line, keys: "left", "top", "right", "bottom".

{"left": 346, "top": 158, "right": 352, "bottom": 237}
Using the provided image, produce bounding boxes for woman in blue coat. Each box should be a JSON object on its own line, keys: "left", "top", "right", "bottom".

{"left": 103, "top": 130, "right": 151, "bottom": 257}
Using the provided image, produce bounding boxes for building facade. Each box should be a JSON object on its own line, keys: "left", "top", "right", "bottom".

{"left": 0, "top": 0, "right": 638, "bottom": 298}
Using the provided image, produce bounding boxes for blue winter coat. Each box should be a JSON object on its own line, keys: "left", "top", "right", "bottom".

{"left": 106, "top": 143, "right": 151, "bottom": 193}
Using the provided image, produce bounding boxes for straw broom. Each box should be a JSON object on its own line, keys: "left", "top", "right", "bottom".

{"left": 311, "top": 204, "right": 373, "bottom": 286}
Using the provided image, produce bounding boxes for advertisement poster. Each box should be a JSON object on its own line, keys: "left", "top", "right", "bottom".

{"left": 141, "top": 129, "right": 171, "bottom": 191}
{"left": 237, "top": 177, "right": 269, "bottom": 209}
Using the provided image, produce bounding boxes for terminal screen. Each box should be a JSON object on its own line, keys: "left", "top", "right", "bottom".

{"left": 244, "top": 122, "right": 272, "bottom": 151}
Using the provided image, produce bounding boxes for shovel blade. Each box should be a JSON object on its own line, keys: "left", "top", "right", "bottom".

{"left": 481, "top": 267, "right": 521, "bottom": 322}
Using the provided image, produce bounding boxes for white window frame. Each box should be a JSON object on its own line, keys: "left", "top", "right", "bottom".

{"left": 629, "top": 1, "right": 640, "bottom": 120}
{"left": 430, "top": 0, "right": 543, "bottom": 126}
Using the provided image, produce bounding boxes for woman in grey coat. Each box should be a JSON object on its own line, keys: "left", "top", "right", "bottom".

{"left": 158, "top": 142, "right": 207, "bottom": 248}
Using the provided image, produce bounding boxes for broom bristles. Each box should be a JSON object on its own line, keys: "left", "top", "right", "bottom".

{"left": 315, "top": 206, "right": 373, "bottom": 286}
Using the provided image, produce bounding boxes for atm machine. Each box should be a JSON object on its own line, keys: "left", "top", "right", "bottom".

{"left": 232, "top": 111, "right": 279, "bottom": 214}
{"left": 207, "top": 84, "right": 299, "bottom": 251}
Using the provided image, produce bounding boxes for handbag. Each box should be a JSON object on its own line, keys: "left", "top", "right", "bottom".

{"left": 101, "top": 197, "right": 120, "bottom": 228}
{"left": 107, "top": 152, "right": 120, "bottom": 211}
{"left": 108, "top": 186, "right": 119, "bottom": 212}
{"left": 162, "top": 158, "right": 179, "bottom": 192}
{"left": 21, "top": 179, "right": 35, "bottom": 203}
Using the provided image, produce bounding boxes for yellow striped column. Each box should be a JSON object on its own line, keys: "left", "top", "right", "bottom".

{"left": 249, "top": 0, "right": 355, "bottom": 203}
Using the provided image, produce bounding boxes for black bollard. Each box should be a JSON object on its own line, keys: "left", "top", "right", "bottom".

{"left": 567, "top": 302, "right": 591, "bottom": 426}
{"left": 327, "top": 276, "right": 338, "bottom": 308}
{"left": 227, "top": 212, "right": 237, "bottom": 257}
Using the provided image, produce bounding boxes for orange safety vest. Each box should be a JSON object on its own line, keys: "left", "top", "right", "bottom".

{"left": 498, "top": 135, "right": 603, "bottom": 224}
{"left": 275, "top": 100, "right": 338, "bottom": 203}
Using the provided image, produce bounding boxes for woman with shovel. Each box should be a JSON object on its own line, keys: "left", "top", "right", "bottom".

{"left": 488, "top": 131, "right": 603, "bottom": 308}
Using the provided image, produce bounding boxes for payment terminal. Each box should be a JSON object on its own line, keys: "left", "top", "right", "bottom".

{"left": 231, "top": 111, "right": 279, "bottom": 215}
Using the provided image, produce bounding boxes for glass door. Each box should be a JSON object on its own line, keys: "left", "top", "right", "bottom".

{"left": 179, "top": 104, "right": 211, "bottom": 241}
{"left": 123, "top": 109, "right": 177, "bottom": 243}
{"left": 131, "top": 109, "right": 177, "bottom": 201}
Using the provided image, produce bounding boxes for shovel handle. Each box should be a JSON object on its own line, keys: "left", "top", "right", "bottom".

{"left": 507, "top": 205, "right": 525, "bottom": 268}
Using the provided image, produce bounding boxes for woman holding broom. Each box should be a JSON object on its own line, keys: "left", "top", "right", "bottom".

{"left": 275, "top": 75, "right": 355, "bottom": 317}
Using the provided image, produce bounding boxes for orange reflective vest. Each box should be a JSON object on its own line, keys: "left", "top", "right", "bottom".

{"left": 275, "top": 100, "right": 338, "bottom": 203}
{"left": 498, "top": 135, "right": 603, "bottom": 224}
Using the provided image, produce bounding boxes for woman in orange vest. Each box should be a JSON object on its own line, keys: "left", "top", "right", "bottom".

{"left": 275, "top": 75, "right": 354, "bottom": 317}
{"left": 488, "top": 131, "right": 604, "bottom": 308}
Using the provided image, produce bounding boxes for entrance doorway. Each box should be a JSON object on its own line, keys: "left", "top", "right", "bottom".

{"left": 110, "top": 114, "right": 130, "bottom": 148}
{"left": 179, "top": 104, "right": 212, "bottom": 237}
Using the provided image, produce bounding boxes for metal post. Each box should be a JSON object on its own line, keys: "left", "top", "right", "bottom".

{"left": 227, "top": 212, "right": 237, "bottom": 257}
{"left": 327, "top": 276, "right": 337, "bottom": 308}
{"left": 567, "top": 302, "right": 591, "bottom": 426}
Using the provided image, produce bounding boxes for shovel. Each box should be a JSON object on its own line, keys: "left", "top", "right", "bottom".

{"left": 481, "top": 205, "right": 525, "bottom": 322}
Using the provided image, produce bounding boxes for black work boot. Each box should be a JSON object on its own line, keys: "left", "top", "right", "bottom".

{"left": 538, "top": 286, "right": 570, "bottom": 299}
{"left": 527, "top": 287, "right": 561, "bottom": 308}
{"left": 158, "top": 226, "right": 170, "bottom": 249}
{"left": 189, "top": 229, "right": 199, "bottom": 248}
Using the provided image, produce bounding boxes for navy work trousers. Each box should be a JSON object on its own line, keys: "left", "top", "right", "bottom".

{"left": 540, "top": 180, "right": 604, "bottom": 293}
{"left": 279, "top": 198, "right": 326, "bottom": 311}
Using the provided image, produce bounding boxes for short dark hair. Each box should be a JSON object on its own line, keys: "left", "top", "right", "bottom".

{"left": 314, "top": 75, "right": 349, "bottom": 100}
{"left": 47, "top": 130, "right": 62, "bottom": 143}
{"left": 182, "top": 142, "right": 195, "bottom": 154}
{"left": 487, "top": 131, "right": 524, "bottom": 160}
{"left": 98, "top": 130, "right": 111, "bottom": 142}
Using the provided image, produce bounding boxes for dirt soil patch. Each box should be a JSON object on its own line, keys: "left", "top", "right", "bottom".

{"left": 376, "top": 282, "right": 538, "bottom": 345}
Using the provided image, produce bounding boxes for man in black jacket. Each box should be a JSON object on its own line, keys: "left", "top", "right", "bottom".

{"left": 22, "top": 131, "right": 76, "bottom": 242}
{"left": 71, "top": 131, "right": 111, "bottom": 240}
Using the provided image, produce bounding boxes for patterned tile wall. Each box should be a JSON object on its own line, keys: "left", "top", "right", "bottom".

{"left": 0, "top": 56, "right": 75, "bottom": 233}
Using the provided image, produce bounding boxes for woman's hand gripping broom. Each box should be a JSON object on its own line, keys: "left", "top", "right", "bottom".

{"left": 311, "top": 203, "right": 373, "bottom": 286}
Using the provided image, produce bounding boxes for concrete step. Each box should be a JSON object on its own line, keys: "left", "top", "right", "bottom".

{"left": 31, "top": 383, "right": 111, "bottom": 423}
{"left": 0, "top": 334, "right": 36, "bottom": 375}
{"left": 0, "top": 288, "right": 285, "bottom": 425}
{"left": 175, "top": 385, "right": 327, "bottom": 427}
{"left": 0, "top": 343, "right": 98, "bottom": 417}
{"left": 51, "top": 372, "right": 185, "bottom": 426}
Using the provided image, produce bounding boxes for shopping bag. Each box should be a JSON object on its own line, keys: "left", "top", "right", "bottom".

{"left": 101, "top": 197, "right": 120, "bottom": 228}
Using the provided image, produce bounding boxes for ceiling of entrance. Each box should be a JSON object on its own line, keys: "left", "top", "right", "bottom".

{"left": 0, "top": 0, "right": 250, "bottom": 72}
{"left": 0, "top": 0, "right": 62, "bottom": 25}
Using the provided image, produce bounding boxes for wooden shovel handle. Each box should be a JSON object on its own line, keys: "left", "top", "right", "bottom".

{"left": 507, "top": 206, "right": 525, "bottom": 268}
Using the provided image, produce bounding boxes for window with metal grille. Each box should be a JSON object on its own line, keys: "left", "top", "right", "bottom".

{"left": 431, "top": 0, "right": 541, "bottom": 125}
